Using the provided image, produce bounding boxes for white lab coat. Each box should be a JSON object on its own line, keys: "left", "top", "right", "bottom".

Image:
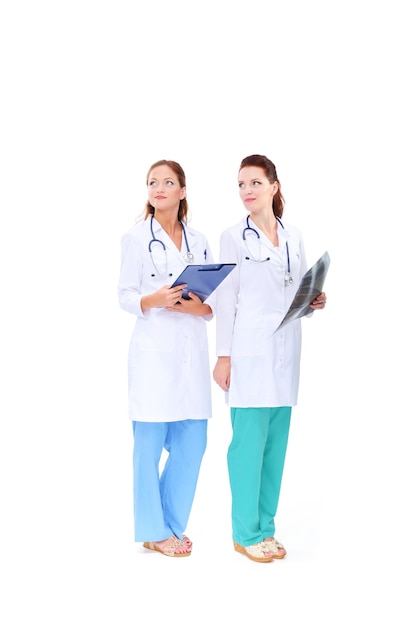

{"left": 216, "top": 216, "right": 309, "bottom": 408}
{"left": 118, "top": 217, "right": 215, "bottom": 422}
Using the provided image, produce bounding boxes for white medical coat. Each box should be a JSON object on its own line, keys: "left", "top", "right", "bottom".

{"left": 118, "top": 217, "right": 215, "bottom": 422}
{"left": 216, "top": 216, "right": 309, "bottom": 408}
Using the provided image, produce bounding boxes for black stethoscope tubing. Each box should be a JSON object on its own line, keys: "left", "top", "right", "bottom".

{"left": 242, "top": 215, "right": 292, "bottom": 281}
{"left": 149, "top": 215, "right": 193, "bottom": 258}
{"left": 149, "top": 215, "right": 194, "bottom": 276}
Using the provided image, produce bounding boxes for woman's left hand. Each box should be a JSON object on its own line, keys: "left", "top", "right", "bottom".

{"left": 310, "top": 292, "right": 327, "bottom": 310}
{"left": 165, "top": 291, "right": 212, "bottom": 317}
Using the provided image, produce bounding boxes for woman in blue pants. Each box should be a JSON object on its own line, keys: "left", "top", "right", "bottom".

{"left": 118, "top": 160, "right": 215, "bottom": 557}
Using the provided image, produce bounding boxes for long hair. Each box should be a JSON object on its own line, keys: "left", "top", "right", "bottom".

{"left": 239, "top": 154, "right": 285, "bottom": 218}
{"left": 143, "top": 159, "right": 189, "bottom": 223}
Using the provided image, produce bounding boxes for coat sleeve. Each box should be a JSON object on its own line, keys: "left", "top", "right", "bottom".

{"left": 117, "top": 231, "right": 146, "bottom": 318}
{"left": 298, "top": 232, "right": 314, "bottom": 320}
{"left": 215, "top": 229, "right": 241, "bottom": 356}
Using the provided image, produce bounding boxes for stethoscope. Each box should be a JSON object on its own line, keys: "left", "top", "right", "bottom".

{"left": 149, "top": 215, "right": 194, "bottom": 276}
{"left": 243, "top": 215, "right": 293, "bottom": 285}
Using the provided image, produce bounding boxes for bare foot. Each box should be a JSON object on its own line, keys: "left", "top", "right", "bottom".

{"left": 183, "top": 535, "right": 193, "bottom": 550}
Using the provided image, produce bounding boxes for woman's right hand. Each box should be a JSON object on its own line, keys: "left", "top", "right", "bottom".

{"left": 213, "top": 356, "right": 231, "bottom": 391}
{"left": 141, "top": 284, "right": 187, "bottom": 311}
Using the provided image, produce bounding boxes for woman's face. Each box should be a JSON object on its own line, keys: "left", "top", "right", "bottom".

{"left": 238, "top": 166, "right": 278, "bottom": 214}
{"left": 147, "top": 164, "right": 186, "bottom": 213}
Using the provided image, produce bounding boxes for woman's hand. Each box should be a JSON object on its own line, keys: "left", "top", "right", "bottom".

{"left": 213, "top": 356, "right": 231, "bottom": 391}
{"left": 310, "top": 291, "right": 327, "bottom": 310}
{"left": 141, "top": 284, "right": 187, "bottom": 311}
{"left": 165, "top": 290, "right": 212, "bottom": 317}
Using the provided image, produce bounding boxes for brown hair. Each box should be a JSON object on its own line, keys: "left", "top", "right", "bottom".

{"left": 143, "top": 160, "right": 189, "bottom": 223}
{"left": 239, "top": 154, "right": 285, "bottom": 218}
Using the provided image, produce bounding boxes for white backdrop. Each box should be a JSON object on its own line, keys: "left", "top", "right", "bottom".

{"left": 1, "top": 1, "right": 416, "bottom": 624}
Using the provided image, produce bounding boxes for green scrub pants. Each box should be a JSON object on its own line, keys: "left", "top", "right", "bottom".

{"left": 228, "top": 406, "right": 292, "bottom": 547}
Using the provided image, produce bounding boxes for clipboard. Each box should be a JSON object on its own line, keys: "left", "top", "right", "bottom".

{"left": 170, "top": 263, "right": 236, "bottom": 302}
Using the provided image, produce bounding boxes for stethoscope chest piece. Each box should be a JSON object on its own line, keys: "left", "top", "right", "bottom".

{"left": 184, "top": 251, "right": 194, "bottom": 262}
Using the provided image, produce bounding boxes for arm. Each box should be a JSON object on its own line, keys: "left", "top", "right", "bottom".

{"left": 118, "top": 232, "right": 145, "bottom": 317}
{"left": 298, "top": 237, "right": 327, "bottom": 312}
{"left": 216, "top": 230, "right": 240, "bottom": 355}
{"left": 213, "top": 229, "right": 240, "bottom": 390}
{"left": 118, "top": 231, "right": 187, "bottom": 315}
{"left": 165, "top": 291, "right": 213, "bottom": 317}
{"left": 165, "top": 234, "right": 215, "bottom": 318}
{"left": 213, "top": 356, "right": 231, "bottom": 391}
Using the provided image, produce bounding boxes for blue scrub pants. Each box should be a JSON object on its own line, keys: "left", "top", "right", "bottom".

{"left": 228, "top": 407, "right": 292, "bottom": 547}
{"left": 132, "top": 420, "right": 207, "bottom": 542}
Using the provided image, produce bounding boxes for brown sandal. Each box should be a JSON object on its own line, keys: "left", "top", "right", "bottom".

{"left": 143, "top": 535, "right": 191, "bottom": 558}
{"left": 233, "top": 541, "right": 274, "bottom": 563}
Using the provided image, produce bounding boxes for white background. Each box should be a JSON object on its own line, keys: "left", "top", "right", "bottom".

{"left": 1, "top": 1, "right": 416, "bottom": 624}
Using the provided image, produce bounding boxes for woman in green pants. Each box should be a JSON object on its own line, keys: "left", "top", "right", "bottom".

{"left": 213, "top": 154, "right": 327, "bottom": 563}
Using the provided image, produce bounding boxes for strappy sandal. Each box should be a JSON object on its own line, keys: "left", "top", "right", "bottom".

{"left": 263, "top": 538, "right": 287, "bottom": 559}
{"left": 143, "top": 535, "right": 191, "bottom": 558}
{"left": 233, "top": 541, "right": 274, "bottom": 563}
